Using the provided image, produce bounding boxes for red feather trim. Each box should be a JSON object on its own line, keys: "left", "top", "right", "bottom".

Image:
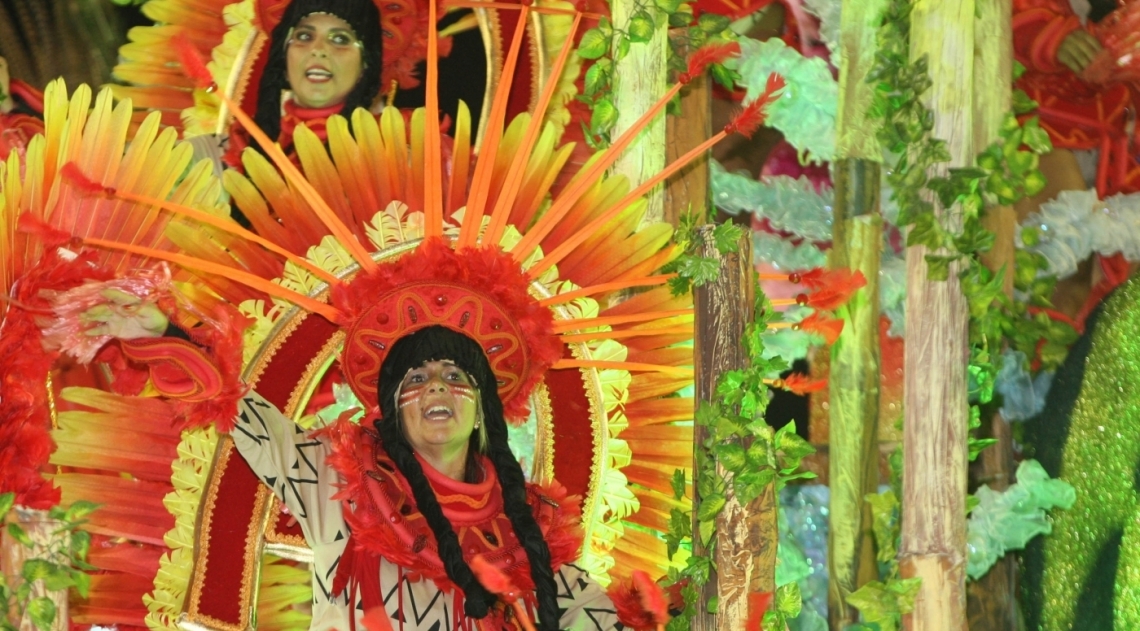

{"left": 0, "top": 250, "right": 114, "bottom": 508}
{"left": 471, "top": 554, "right": 522, "bottom": 602}
{"left": 796, "top": 311, "right": 844, "bottom": 345}
{"left": 16, "top": 213, "right": 76, "bottom": 251}
{"left": 779, "top": 373, "right": 827, "bottom": 395}
{"left": 745, "top": 591, "right": 774, "bottom": 631}
{"left": 726, "top": 74, "right": 785, "bottom": 139}
{"left": 633, "top": 571, "right": 669, "bottom": 624}
{"left": 320, "top": 419, "right": 584, "bottom": 597}
{"left": 683, "top": 42, "right": 741, "bottom": 83}
{"left": 361, "top": 607, "right": 395, "bottom": 631}
{"left": 607, "top": 573, "right": 669, "bottom": 630}
{"left": 797, "top": 269, "right": 867, "bottom": 311}
{"left": 172, "top": 32, "right": 215, "bottom": 89}
{"left": 60, "top": 162, "right": 115, "bottom": 196}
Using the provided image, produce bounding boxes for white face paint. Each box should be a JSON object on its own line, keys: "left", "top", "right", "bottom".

{"left": 396, "top": 361, "right": 479, "bottom": 465}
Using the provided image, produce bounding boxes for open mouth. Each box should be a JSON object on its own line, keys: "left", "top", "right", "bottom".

{"left": 423, "top": 405, "right": 453, "bottom": 421}
{"left": 305, "top": 68, "right": 333, "bottom": 81}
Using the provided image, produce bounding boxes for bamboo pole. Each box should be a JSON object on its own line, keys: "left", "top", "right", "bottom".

{"left": 692, "top": 228, "right": 775, "bottom": 630}
{"left": 967, "top": 0, "right": 1017, "bottom": 627}
{"left": 828, "top": 0, "right": 888, "bottom": 624}
{"left": 900, "top": 1, "right": 974, "bottom": 629}
{"left": 2, "top": 508, "right": 69, "bottom": 631}
{"left": 610, "top": 0, "right": 668, "bottom": 223}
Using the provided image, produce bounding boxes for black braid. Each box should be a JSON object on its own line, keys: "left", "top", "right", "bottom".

{"left": 480, "top": 391, "right": 563, "bottom": 631}
{"left": 374, "top": 414, "right": 499, "bottom": 618}
{"left": 374, "top": 326, "right": 565, "bottom": 629}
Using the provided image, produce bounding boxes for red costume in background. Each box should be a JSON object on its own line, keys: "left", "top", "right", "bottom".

{"left": 1013, "top": 0, "right": 1137, "bottom": 195}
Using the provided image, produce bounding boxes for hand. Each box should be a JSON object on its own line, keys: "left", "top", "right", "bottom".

{"left": 81, "top": 288, "right": 169, "bottom": 340}
{"left": 1057, "top": 30, "right": 1102, "bottom": 75}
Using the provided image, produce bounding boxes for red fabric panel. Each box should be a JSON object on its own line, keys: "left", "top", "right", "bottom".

{"left": 545, "top": 361, "right": 594, "bottom": 498}
{"left": 195, "top": 314, "right": 338, "bottom": 621}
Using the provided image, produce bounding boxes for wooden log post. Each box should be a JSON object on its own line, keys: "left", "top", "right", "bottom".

{"left": 692, "top": 228, "right": 776, "bottom": 630}
{"left": 900, "top": 2, "right": 974, "bottom": 630}
{"left": 1, "top": 507, "right": 69, "bottom": 631}
{"left": 664, "top": 49, "right": 710, "bottom": 226}
{"left": 610, "top": 0, "right": 668, "bottom": 223}
{"left": 828, "top": 0, "right": 888, "bottom": 625}
{"left": 967, "top": 0, "right": 1017, "bottom": 628}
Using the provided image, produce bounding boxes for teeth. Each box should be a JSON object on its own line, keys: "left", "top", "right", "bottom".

{"left": 306, "top": 69, "right": 332, "bottom": 79}
{"left": 425, "top": 406, "right": 451, "bottom": 416}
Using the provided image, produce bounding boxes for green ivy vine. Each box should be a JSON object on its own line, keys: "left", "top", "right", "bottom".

{"left": 854, "top": 0, "right": 1077, "bottom": 623}
{"left": 658, "top": 217, "right": 816, "bottom": 630}
{"left": 576, "top": 3, "right": 737, "bottom": 149}
{"left": 0, "top": 493, "right": 97, "bottom": 631}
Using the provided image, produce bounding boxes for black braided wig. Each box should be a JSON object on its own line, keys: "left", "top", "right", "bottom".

{"left": 374, "top": 326, "right": 563, "bottom": 630}
{"left": 251, "top": 0, "right": 383, "bottom": 154}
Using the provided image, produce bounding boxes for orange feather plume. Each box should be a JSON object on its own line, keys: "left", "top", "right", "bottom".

{"left": 172, "top": 32, "right": 214, "bottom": 89}
{"left": 726, "top": 74, "right": 785, "bottom": 139}
{"left": 745, "top": 591, "right": 774, "bottom": 631}
{"left": 774, "top": 373, "right": 827, "bottom": 395}
{"left": 796, "top": 311, "right": 845, "bottom": 345}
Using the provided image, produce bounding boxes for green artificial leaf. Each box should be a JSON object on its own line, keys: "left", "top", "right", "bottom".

{"left": 1006, "top": 149, "right": 1038, "bottom": 176}
{"left": 628, "top": 11, "right": 656, "bottom": 43}
{"left": 27, "top": 597, "right": 56, "bottom": 631}
{"left": 64, "top": 501, "right": 99, "bottom": 523}
{"left": 21, "top": 559, "right": 55, "bottom": 583}
{"left": 1020, "top": 117, "right": 1053, "bottom": 154}
{"left": 590, "top": 97, "right": 618, "bottom": 133}
{"left": 986, "top": 172, "right": 1019, "bottom": 204}
{"left": 39, "top": 565, "right": 75, "bottom": 592}
{"left": 866, "top": 490, "right": 900, "bottom": 564}
{"left": 668, "top": 10, "right": 694, "bottom": 27}
{"left": 1011, "top": 89, "right": 1039, "bottom": 115}
{"left": 70, "top": 530, "right": 91, "bottom": 562}
{"left": 710, "top": 63, "right": 736, "bottom": 90}
{"left": 584, "top": 61, "right": 608, "bottom": 96}
{"left": 655, "top": 0, "right": 682, "bottom": 13}
{"left": 712, "top": 222, "right": 744, "bottom": 254}
{"left": 706, "top": 595, "right": 719, "bottom": 614}
{"left": 671, "top": 469, "right": 687, "bottom": 500}
{"left": 924, "top": 254, "right": 955, "bottom": 281}
{"left": 1023, "top": 169, "right": 1047, "bottom": 197}
{"left": 714, "top": 442, "right": 747, "bottom": 472}
{"left": 761, "top": 611, "right": 785, "bottom": 631}
{"left": 0, "top": 493, "right": 14, "bottom": 517}
{"left": 776, "top": 424, "right": 815, "bottom": 468}
{"left": 675, "top": 254, "right": 720, "bottom": 287}
{"left": 969, "top": 437, "right": 999, "bottom": 461}
{"left": 7, "top": 523, "right": 32, "bottom": 548}
{"left": 578, "top": 27, "right": 609, "bottom": 59}
{"left": 685, "top": 554, "right": 714, "bottom": 586}
{"left": 617, "top": 36, "right": 631, "bottom": 60}
{"left": 699, "top": 518, "right": 716, "bottom": 547}
{"left": 775, "top": 582, "right": 802, "bottom": 617}
{"left": 906, "top": 212, "right": 945, "bottom": 250}
{"left": 1012, "top": 60, "right": 1027, "bottom": 80}
{"left": 697, "top": 12, "right": 730, "bottom": 33}
{"left": 696, "top": 493, "right": 726, "bottom": 522}
{"left": 966, "top": 494, "right": 981, "bottom": 515}
{"left": 735, "top": 468, "right": 776, "bottom": 504}
{"left": 70, "top": 569, "right": 91, "bottom": 599}
{"left": 666, "top": 508, "right": 691, "bottom": 559}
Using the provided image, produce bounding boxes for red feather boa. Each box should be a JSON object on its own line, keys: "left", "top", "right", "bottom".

{"left": 321, "top": 419, "right": 584, "bottom": 600}
{"left": 0, "top": 250, "right": 112, "bottom": 508}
